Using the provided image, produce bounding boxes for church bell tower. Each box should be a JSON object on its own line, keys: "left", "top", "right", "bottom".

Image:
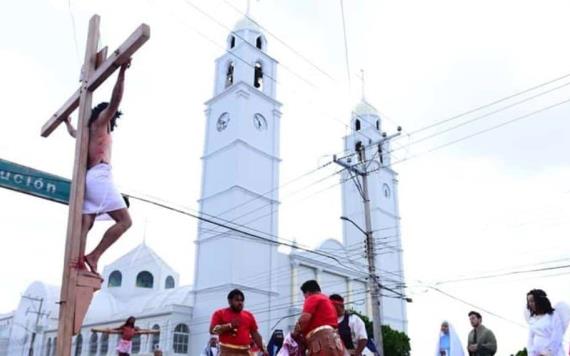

{"left": 340, "top": 99, "right": 408, "bottom": 332}
{"left": 190, "top": 16, "right": 282, "bottom": 354}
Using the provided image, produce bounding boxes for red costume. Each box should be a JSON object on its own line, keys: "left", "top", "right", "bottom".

{"left": 210, "top": 307, "right": 259, "bottom": 355}
{"left": 302, "top": 293, "right": 344, "bottom": 356}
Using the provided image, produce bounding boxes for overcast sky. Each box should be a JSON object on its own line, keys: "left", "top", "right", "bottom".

{"left": 2, "top": 0, "right": 570, "bottom": 354}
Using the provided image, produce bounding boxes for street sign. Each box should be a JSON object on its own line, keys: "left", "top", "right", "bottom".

{"left": 0, "top": 158, "right": 70, "bottom": 204}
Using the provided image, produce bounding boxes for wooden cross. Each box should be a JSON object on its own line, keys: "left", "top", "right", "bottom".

{"left": 40, "top": 15, "right": 149, "bottom": 356}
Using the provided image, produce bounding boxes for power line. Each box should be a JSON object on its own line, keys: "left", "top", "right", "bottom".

{"left": 221, "top": 0, "right": 336, "bottom": 82}
{"left": 432, "top": 262, "right": 570, "bottom": 286}
{"left": 406, "top": 71, "right": 570, "bottom": 136}
{"left": 389, "top": 80, "right": 570, "bottom": 156}
{"left": 426, "top": 285, "right": 527, "bottom": 329}
{"left": 158, "top": 0, "right": 407, "bottom": 142}
{"left": 127, "top": 189, "right": 408, "bottom": 288}
{"left": 179, "top": 0, "right": 318, "bottom": 90}
{"left": 67, "top": 0, "right": 81, "bottom": 66}
{"left": 197, "top": 165, "right": 340, "bottom": 238}
{"left": 126, "top": 192, "right": 366, "bottom": 275}
{"left": 389, "top": 97, "right": 570, "bottom": 167}
{"left": 339, "top": 0, "right": 352, "bottom": 91}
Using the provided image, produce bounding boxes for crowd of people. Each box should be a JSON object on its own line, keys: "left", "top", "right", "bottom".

{"left": 206, "top": 280, "right": 374, "bottom": 356}
{"left": 436, "top": 289, "right": 570, "bottom": 356}
{"left": 89, "top": 285, "right": 570, "bottom": 356}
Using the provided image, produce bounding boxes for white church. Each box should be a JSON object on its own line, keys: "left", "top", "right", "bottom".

{"left": 0, "top": 17, "right": 407, "bottom": 356}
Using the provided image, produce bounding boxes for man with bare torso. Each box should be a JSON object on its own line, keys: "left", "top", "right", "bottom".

{"left": 64, "top": 59, "right": 132, "bottom": 274}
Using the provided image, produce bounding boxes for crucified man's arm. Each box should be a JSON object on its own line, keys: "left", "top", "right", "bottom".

{"left": 64, "top": 117, "right": 77, "bottom": 138}
{"left": 135, "top": 329, "right": 160, "bottom": 335}
{"left": 94, "top": 58, "right": 131, "bottom": 127}
{"left": 91, "top": 327, "right": 121, "bottom": 334}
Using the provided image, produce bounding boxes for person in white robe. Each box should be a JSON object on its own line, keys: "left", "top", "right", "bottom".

{"left": 525, "top": 289, "right": 570, "bottom": 356}
{"left": 435, "top": 321, "right": 465, "bottom": 356}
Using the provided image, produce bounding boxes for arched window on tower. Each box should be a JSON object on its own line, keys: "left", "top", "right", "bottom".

{"left": 225, "top": 62, "right": 234, "bottom": 88}
{"left": 376, "top": 120, "right": 380, "bottom": 130}
{"left": 355, "top": 119, "right": 361, "bottom": 131}
{"left": 136, "top": 271, "right": 154, "bottom": 288}
{"left": 165, "top": 276, "right": 175, "bottom": 289}
{"left": 230, "top": 35, "right": 236, "bottom": 49}
{"left": 108, "top": 270, "right": 122, "bottom": 287}
{"left": 254, "top": 62, "right": 263, "bottom": 90}
{"left": 256, "top": 36, "right": 263, "bottom": 50}
{"left": 355, "top": 141, "right": 363, "bottom": 161}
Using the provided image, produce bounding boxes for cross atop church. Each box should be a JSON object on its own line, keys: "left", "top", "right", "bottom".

{"left": 245, "top": 0, "right": 260, "bottom": 17}
{"left": 360, "top": 68, "right": 366, "bottom": 100}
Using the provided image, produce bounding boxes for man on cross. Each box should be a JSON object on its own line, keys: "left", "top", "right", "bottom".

{"left": 64, "top": 59, "right": 133, "bottom": 274}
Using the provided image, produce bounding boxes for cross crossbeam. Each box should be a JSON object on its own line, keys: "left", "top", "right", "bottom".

{"left": 41, "top": 24, "right": 149, "bottom": 137}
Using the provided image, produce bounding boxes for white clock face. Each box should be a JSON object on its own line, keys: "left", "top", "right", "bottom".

{"left": 253, "top": 113, "right": 268, "bottom": 130}
{"left": 217, "top": 112, "right": 230, "bottom": 132}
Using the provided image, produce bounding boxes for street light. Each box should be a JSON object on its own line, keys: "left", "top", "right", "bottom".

{"left": 340, "top": 216, "right": 367, "bottom": 236}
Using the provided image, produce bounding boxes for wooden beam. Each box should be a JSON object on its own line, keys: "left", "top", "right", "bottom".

{"left": 86, "top": 24, "right": 150, "bottom": 91}
{"left": 41, "top": 89, "right": 80, "bottom": 137}
{"left": 95, "top": 46, "right": 108, "bottom": 69}
{"left": 55, "top": 14, "right": 100, "bottom": 356}
{"left": 41, "top": 23, "right": 149, "bottom": 138}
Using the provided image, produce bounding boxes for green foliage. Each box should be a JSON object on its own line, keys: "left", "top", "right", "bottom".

{"left": 349, "top": 309, "right": 411, "bottom": 356}
{"left": 510, "top": 348, "right": 527, "bottom": 356}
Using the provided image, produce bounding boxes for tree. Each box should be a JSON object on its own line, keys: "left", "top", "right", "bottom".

{"left": 350, "top": 310, "right": 411, "bottom": 356}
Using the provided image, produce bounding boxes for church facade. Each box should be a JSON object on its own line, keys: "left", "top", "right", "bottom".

{"left": 0, "top": 17, "right": 406, "bottom": 356}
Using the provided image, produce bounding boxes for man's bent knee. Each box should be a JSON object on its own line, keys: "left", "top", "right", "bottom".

{"left": 82, "top": 215, "right": 95, "bottom": 230}
{"left": 122, "top": 218, "right": 132, "bottom": 230}
{"left": 118, "top": 213, "right": 132, "bottom": 230}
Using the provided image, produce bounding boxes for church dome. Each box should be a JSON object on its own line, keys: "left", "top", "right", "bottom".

{"left": 233, "top": 16, "right": 262, "bottom": 33}
{"left": 353, "top": 99, "right": 379, "bottom": 116}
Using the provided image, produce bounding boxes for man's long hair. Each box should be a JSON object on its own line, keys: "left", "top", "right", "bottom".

{"left": 90, "top": 102, "right": 122, "bottom": 131}
{"left": 121, "top": 316, "right": 136, "bottom": 329}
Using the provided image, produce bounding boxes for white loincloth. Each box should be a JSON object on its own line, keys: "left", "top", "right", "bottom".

{"left": 83, "top": 163, "right": 126, "bottom": 216}
{"left": 116, "top": 339, "right": 132, "bottom": 354}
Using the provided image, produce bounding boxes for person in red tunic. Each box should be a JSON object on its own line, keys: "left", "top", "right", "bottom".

{"left": 210, "top": 289, "right": 268, "bottom": 356}
{"left": 292, "top": 280, "right": 345, "bottom": 356}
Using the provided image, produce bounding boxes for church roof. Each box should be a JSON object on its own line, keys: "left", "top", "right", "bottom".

{"left": 233, "top": 16, "right": 262, "bottom": 33}
{"left": 85, "top": 286, "right": 194, "bottom": 323}
{"left": 105, "top": 243, "right": 173, "bottom": 272}
{"left": 353, "top": 99, "right": 379, "bottom": 116}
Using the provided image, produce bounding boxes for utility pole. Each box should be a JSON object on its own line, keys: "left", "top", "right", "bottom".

{"left": 22, "top": 295, "right": 46, "bottom": 356}
{"left": 334, "top": 130, "right": 401, "bottom": 356}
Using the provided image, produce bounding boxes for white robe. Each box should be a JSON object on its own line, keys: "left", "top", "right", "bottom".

{"left": 434, "top": 323, "right": 465, "bottom": 356}
{"left": 526, "top": 303, "right": 570, "bottom": 356}
{"left": 276, "top": 333, "right": 302, "bottom": 356}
